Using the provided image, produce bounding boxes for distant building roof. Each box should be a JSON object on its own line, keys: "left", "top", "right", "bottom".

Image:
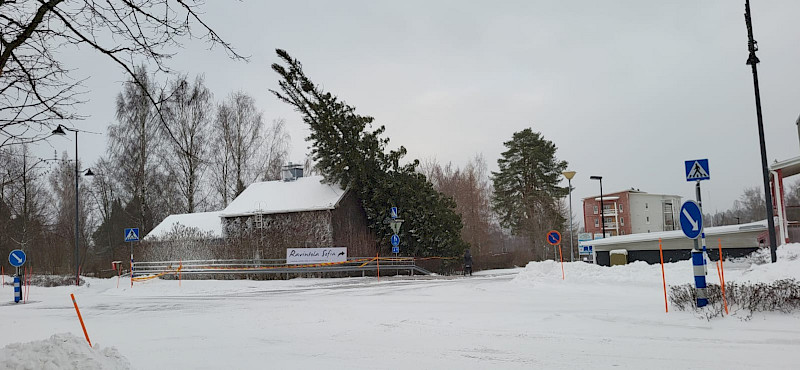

{"left": 579, "top": 220, "right": 768, "bottom": 249}
{"left": 144, "top": 211, "right": 224, "bottom": 240}
{"left": 220, "top": 175, "right": 346, "bottom": 218}
{"left": 582, "top": 189, "right": 682, "bottom": 201}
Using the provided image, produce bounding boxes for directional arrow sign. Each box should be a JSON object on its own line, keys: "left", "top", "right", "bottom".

{"left": 8, "top": 249, "right": 26, "bottom": 267}
{"left": 679, "top": 200, "right": 703, "bottom": 239}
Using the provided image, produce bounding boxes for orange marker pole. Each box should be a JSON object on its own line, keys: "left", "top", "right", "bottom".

{"left": 22, "top": 267, "right": 26, "bottom": 303}
{"left": 558, "top": 244, "right": 565, "bottom": 280}
{"left": 70, "top": 294, "right": 92, "bottom": 347}
{"left": 25, "top": 267, "right": 30, "bottom": 302}
{"left": 377, "top": 251, "right": 380, "bottom": 281}
{"left": 659, "top": 238, "right": 668, "bottom": 313}
{"left": 715, "top": 261, "right": 728, "bottom": 316}
{"left": 718, "top": 238, "right": 728, "bottom": 315}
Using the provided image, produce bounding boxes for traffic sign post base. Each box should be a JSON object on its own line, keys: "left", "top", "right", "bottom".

{"left": 13, "top": 275, "right": 21, "bottom": 303}
{"left": 692, "top": 250, "right": 708, "bottom": 307}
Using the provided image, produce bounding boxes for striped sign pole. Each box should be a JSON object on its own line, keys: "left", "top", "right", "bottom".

{"left": 13, "top": 274, "right": 21, "bottom": 303}
{"left": 691, "top": 250, "right": 708, "bottom": 307}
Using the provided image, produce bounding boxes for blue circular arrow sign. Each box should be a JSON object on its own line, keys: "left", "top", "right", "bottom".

{"left": 391, "top": 234, "right": 400, "bottom": 247}
{"left": 546, "top": 230, "right": 561, "bottom": 246}
{"left": 679, "top": 200, "right": 703, "bottom": 239}
{"left": 8, "top": 249, "right": 26, "bottom": 267}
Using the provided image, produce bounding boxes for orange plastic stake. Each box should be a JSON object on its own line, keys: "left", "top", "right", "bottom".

{"left": 718, "top": 238, "right": 728, "bottom": 315}
{"left": 659, "top": 238, "right": 668, "bottom": 313}
{"left": 558, "top": 244, "right": 565, "bottom": 280}
{"left": 25, "top": 267, "right": 30, "bottom": 302}
{"left": 70, "top": 294, "right": 92, "bottom": 347}
{"left": 714, "top": 261, "right": 727, "bottom": 316}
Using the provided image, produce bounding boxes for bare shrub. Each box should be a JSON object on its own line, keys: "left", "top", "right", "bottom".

{"left": 669, "top": 279, "right": 800, "bottom": 319}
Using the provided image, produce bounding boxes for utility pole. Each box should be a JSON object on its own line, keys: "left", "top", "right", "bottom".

{"left": 744, "top": 0, "right": 778, "bottom": 263}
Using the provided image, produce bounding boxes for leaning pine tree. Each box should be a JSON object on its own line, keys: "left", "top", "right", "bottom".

{"left": 270, "top": 49, "right": 466, "bottom": 257}
{"left": 491, "top": 128, "right": 568, "bottom": 260}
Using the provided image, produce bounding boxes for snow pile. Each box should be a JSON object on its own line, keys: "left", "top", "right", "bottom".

{"left": 0, "top": 333, "right": 130, "bottom": 370}
{"left": 736, "top": 244, "right": 800, "bottom": 283}
{"left": 513, "top": 244, "right": 800, "bottom": 287}
{"left": 511, "top": 259, "right": 691, "bottom": 286}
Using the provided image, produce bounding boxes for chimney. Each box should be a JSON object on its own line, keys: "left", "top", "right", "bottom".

{"left": 281, "top": 162, "right": 304, "bottom": 181}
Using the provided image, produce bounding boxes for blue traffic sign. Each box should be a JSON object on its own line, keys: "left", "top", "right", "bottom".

{"left": 8, "top": 249, "right": 26, "bottom": 267}
{"left": 390, "top": 234, "right": 400, "bottom": 247}
{"left": 546, "top": 230, "right": 561, "bottom": 246}
{"left": 685, "top": 159, "right": 710, "bottom": 181}
{"left": 392, "top": 246, "right": 399, "bottom": 254}
{"left": 124, "top": 228, "right": 140, "bottom": 242}
{"left": 390, "top": 207, "right": 398, "bottom": 219}
{"left": 680, "top": 200, "right": 703, "bottom": 239}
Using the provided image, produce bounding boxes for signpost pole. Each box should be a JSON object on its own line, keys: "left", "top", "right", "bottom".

{"left": 130, "top": 241, "right": 133, "bottom": 288}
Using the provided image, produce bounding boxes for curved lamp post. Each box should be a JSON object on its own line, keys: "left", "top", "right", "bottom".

{"left": 562, "top": 170, "right": 576, "bottom": 262}
{"left": 52, "top": 124, "right": 94, "bottom": 285}
{"left": 590, "top": 176, "right": 605, "bottom": 239}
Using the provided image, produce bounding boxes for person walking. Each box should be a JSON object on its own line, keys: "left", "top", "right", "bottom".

{"left": 464, "top": 250, "right": 473, "bottom": 276}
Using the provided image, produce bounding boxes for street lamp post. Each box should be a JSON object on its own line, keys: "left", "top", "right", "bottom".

{"left": 562, "top": 171, "right": 576, "bottom": 262}
{"left": 744, "top": 0, "right": 778, "bottom": 263}
{"left": 51, "top": 125, "right": 94, "bottom": 285}
{"left": 590, "top": 176, "right": 606, "bottom": 238}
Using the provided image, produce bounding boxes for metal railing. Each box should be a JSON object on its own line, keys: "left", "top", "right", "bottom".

{"left": 132, "top": 257, "right": 433, "bottom": 278}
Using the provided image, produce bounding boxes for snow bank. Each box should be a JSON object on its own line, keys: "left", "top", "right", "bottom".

{"left": 736, "top": 243, "right": 800, "bottom": 283}
{"left": 0, "top": 333, "right": 129, "bottom": 370}
{"left": 512, "top": 244, "right": 800, "bottom": 287}
{"left": 510, "top": 259, "right": 686, "bottom": 286}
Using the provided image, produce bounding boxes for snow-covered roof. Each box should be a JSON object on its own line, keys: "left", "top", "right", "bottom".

{"left": 579, "top": 220, "right": 768, "bottom": 247}
{"left": 771, "top": 155, "right": 800, "bottom": 177}
{"left": 220, "top": 175, "right": 346, "bottom": 218}
{"left": 144, "top": 211, "right": 224, "bottom": 240}
{"left": 582, "top": 190, "right": 681, "bottom": 200}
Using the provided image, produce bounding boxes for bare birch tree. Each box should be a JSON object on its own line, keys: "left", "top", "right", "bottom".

{"left": 0, "top": 0, "right": 244, "bottom": 147}
{"left": 211, "top": 91, "right": 263, "bottom": 205}
{"left": 259, "top": 118, "right": 290, "bottom": 181}
{"left": 106, "top": 66, "right": 164, "bottom": 233}
{"left": 163, "top": 74, "right": 212, "bottom": 213}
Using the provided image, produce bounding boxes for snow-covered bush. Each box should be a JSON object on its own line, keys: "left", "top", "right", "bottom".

{"left": 669, "top": 279, "right": 800, "bottom": 319}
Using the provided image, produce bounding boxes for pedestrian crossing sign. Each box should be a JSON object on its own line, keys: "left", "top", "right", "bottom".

{"left": 685, "top": 159, "right": 710, "bottom": 181}
{"left": 124, "top": 228, "right": 140, "bottom": 242}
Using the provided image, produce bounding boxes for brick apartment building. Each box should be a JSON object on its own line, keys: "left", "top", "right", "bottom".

{"left": 583, "top": 189, "right": 682, "bottom": 238}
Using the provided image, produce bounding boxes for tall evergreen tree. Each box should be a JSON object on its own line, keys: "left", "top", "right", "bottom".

{"left": 491, "top": 128, "right": 568, "bottom": 258}
{"left": 271, "top": 49, "right": 466, "bottom": 257}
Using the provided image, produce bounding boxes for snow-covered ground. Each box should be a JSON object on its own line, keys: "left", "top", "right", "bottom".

{"left": 2, "top": 245, "right": 800, "bottom": 369}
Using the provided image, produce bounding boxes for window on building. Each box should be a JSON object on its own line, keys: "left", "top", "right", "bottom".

{"left": 620, "top": 204, "right": 624, "bottom": 213}
{"left": 594, "top": 218, "right": 599, "bottom": 227}
{"left": 621, "top": 217, "right": 624, "bottom": 226}
{"left": 646, "top": 216, "right": 650, "bottom": 224}
{"left": 593, "top": 205, "right": 598, "bottom": 214}
{"left": 645, "top": 203, "right": 649, "bottom": 209}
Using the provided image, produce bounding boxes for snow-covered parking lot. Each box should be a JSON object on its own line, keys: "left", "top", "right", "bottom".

{"left": 2, "top": 245, "right": 800, "bottom": 369}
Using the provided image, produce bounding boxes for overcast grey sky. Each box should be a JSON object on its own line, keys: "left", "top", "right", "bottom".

{"left": 37, "top": 0, "right": 800, "bottom": 219}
